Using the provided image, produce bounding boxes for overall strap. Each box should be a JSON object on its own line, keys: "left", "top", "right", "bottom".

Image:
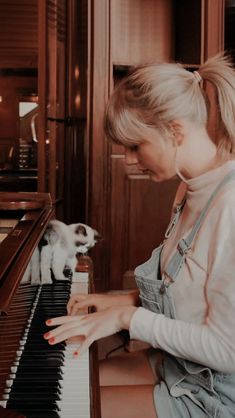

{"left": 164, "top": 196, "right": 187, "bottom": 239}
{"left": 163, "top": 170, "right": 235, "bottom": 284}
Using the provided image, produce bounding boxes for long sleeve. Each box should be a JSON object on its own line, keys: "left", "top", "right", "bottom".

{"left": 129, "top": 307, "right": 235, "bottom": 373}
{"left": 130, "top": 173, "right": 235, "bottom": 373}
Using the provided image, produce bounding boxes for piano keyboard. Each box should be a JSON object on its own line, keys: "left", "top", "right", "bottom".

{"left": 0, "top": 271, "right": 90, "bottom": 418}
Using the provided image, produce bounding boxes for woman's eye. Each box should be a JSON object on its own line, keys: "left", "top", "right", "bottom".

{"left": 130, "top": 145, "right": 138, "bottom": 152}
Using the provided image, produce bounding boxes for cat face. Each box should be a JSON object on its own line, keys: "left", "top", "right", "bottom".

{"left": 68, "top": 223, "right": 101, "bottom": 254}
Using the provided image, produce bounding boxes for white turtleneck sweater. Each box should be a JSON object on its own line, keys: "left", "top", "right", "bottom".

{"left": 129, "top": 160, "right": 235, "bottom": 373}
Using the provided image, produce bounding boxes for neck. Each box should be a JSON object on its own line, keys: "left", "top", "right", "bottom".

{"left": 178, "top": 127, "right": 223, "bottom": 180}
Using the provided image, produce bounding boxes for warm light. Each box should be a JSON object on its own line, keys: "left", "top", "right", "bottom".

{"left": 19, "top": 102, "right": 38, "bottom": 117}
{"left": 0, "top": 96, "right": 2, "bottom": 102}
{"left": 75, "top": 93, "right": 81, "bottom": 109}
{"left": 74, "top": 66, "right": 80, "bottom": 80}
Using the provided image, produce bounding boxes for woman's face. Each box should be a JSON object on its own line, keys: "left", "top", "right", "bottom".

{"left": 124, "top": 133, "right": 177, "bottom": 182}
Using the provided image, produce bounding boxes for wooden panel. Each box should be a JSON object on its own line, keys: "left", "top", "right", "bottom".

{"left": 47, "top": 0, "right": 66, "bottom": 208}
{"left": 37, "top": 0, "right": 47, "bottom": 193}
{"left": 109, "top": 156, "right": 179, "bottom": 289}
{"left": 38, "top": 0, "right": 67, "bottom": 217}
{"left": 0, "top": 0, "right": 38, "bottom": 68}
{"left": 203, "top": 0, "right": 225, "bottom": 143}
{"left": 225, "top": 0, "right": 235, "bottom": 60}
{"left": 88, "top": 0, "right": 111, "bottom": 290}
{"left": 0, "top": 86, "right": 18, "bottom": 139}
{"left": 203, "top": 0, "right": 225, "bottom": 60}
{"left": 111, "top": 0, "right": 173, "bottom": 65}
{"left": 174, "top": 0, "right": 202, "bottom": 65}
{"left": 64, "top": 0, "right": 89, "bottom": 223}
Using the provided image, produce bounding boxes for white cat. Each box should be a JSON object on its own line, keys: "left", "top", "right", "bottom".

{"left": 22, "top": 220, "right": 100, "bottom": 285}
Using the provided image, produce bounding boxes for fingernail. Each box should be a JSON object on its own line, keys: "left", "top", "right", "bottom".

{"left": 46, "top": 319, "right": 52, "bottom": 325}
{"left": 44, "top": 332, "right": 50, "bottom": 339}
{"left": 73, "top": 351, "right": 79, "bottom": 357}
{"left": 48, "top": 337, "right": 55, "bottom": 344}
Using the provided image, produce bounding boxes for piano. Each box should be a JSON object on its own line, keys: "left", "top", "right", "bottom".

{"left": 0, "top": 192, "right": 101, "bottom": 418}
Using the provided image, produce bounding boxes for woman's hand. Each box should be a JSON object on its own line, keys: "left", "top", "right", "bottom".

{"left": 67, "top": 290, "right": 139, "bottom": 315}
{"left": 44, "top": 305, "right": 137, "bottom": 356}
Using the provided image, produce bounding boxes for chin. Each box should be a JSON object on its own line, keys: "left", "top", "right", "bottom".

{"left": 150, "top": 173, "right": 163, "bottom": 182}
{"left": 151, "top": 172, "right": 176, "bottom": 183}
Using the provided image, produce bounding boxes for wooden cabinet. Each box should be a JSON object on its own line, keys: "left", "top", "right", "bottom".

{"left": 88, "top": 0, "right": 225, "bottom": 291}
{"left": 0, "top": 1, "right": 68, "bottom": 218}
{"left": 0, "top": 0, "right": 89, "bottom": 221}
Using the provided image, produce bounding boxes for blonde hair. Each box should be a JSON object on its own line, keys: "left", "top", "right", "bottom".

{"left": 104, "top": 54, "right": 235, "bottom": 157}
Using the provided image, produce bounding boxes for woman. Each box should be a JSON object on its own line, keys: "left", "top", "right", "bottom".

{"left": 44, "top": 54, "right": 235, "bottom": 417}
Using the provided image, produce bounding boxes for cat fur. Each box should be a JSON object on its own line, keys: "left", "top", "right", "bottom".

{"left": 21, "top": 220, "right": 100, "bottom": 284}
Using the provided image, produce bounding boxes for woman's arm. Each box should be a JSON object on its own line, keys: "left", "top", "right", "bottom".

{"left": 130, "top": 193, "right": 235, "bottom": 373}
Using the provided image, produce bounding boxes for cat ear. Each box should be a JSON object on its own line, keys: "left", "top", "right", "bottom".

{"left": 40, "top": 236, "right": 49, "bottom": 247}
{"left": 75, "top": 225, "right": 87, "bottom": 236}
{"left": 94, "top": 230, "right": 102, "bottom": 242}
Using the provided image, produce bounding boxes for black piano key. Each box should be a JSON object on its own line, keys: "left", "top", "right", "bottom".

{"left": 14, "top": 410, "right": 61, "bottom": 418}
{"left": 15, "top": 355, "right": 64, "bottom": 364}
{"left": 8, "top": 393, "right": 62, "bottom": 401}
{"left": 13, "top": 352, "right": 65, "bottom": 360}
{"left": 7, "top": 373, "right": 63, "bottom": 382}
{"left": 9, "top": 382, "right": 62, "bottom": 392}
{"left": 7, "top": 401, "right": 60, "bottom": 411}
{"left": 4, "top": 280, "right": 74, "bottom": 417}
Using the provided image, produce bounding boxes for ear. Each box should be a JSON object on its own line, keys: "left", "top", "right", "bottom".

{"left": 76, "top": 224, "right": 87, "bottom": 236}
{"left": 94, "top": 230, "right": 102, "bottom": 241}
{"left": 169, "top": 120, "right": 185, "bottom": 146}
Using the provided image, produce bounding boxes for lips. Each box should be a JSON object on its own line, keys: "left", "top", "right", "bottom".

{"left": 142, "top": 169, "right": 150, "bottom": 174}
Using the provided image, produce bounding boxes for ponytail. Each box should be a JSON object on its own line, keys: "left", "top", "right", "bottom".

{"left": 199, "top": 53, "right": 235, "bottom": 157}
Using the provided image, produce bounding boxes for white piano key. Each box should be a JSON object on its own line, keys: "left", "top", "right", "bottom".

{"left": 56, "top": 271, "right": 90, "bottom": 417}
{"left": 1, "top": 271, "right": 92, "bottom": 418}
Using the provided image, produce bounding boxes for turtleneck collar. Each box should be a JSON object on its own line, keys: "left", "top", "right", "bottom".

{"left": 186, "top": 160, "right": 235, "bottom": 194}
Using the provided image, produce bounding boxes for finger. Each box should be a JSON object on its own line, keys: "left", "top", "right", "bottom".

{"left": 45, "top": 315, "right": 81, "bottom": 327}
{"left": 67, "top": 294, "right": 87, "bottom": 314}
{"left": 44, "top": 319, "right": 81, "bottom": 339}
{"left": 70, "top": 301, "right": 88, "bottom": 316}
{"left": 44, "top": 323, "right": 86, "bottom": 345}
{"left": 70, "top": 303, "right": 80, "bottom": 316}
{"left": 73, "top": 336, "right": 93, "bottom": 357}
{"left": 67, "top": 297, "right": 92, "bottom": 315}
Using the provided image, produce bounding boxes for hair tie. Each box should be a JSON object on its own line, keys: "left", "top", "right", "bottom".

{"left": 193, "top": 70, "right": 202, "bottom": 83}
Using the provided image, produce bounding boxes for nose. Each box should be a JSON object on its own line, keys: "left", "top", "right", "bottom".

{"left": 125, "top": 148, "right": 138, "bottom": 165}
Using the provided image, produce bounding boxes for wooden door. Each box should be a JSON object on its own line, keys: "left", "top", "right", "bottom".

{"left": 38, "top": 0, "right": 67, "bottom": 217}
{"left": 88, "top": 0, "right": 225, "bottom": 291}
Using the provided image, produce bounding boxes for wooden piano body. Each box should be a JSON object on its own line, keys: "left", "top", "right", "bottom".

{"left": 0, "top": 192, "right": 101, "bottom": 418}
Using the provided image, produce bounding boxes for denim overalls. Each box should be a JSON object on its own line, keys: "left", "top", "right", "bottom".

{"left": 135, "top": 172, "right": 235, "bottom": 418}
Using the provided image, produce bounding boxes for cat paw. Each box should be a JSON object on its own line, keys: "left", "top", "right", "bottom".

{"left": 41, "top": 276, "right": 53, "bottom": 284}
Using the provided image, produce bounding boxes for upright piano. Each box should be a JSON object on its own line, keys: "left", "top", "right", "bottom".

{"left": 0, "top": 192, "right": 101, "bottom": 418}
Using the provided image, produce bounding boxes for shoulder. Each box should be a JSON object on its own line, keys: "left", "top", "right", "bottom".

{"left": 212, "top": 179, "right": 235, "bottom": 211}
{"left": 205, "top": 180, "right": 235, "bottom": 237}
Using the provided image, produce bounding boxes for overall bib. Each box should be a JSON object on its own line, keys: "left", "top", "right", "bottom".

{"left": 134, "top": 172, "right": 235, "bottom": 418}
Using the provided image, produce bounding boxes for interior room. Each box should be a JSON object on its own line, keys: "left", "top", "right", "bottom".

{"left": 0, "top": 1, "right": 235, "bottom": 417}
